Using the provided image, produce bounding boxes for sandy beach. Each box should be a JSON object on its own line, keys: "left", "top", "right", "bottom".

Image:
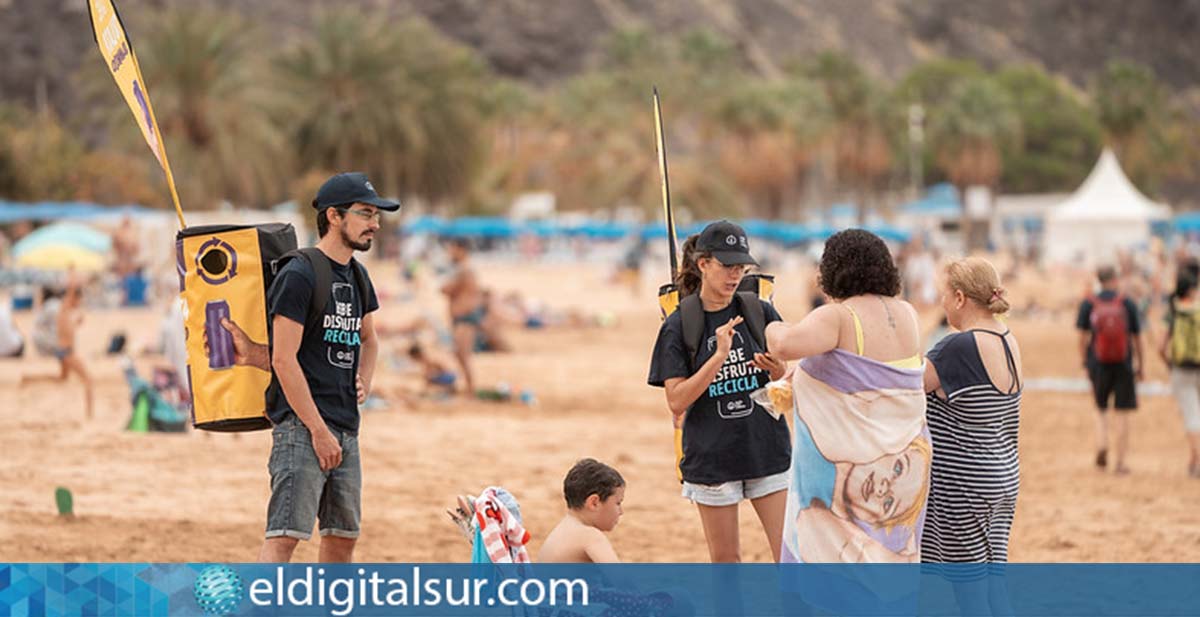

{"left": 1, "top": 259, "right": 1198, "bottom": 563}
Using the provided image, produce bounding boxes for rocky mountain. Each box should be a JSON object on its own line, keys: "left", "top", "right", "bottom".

{"left": 3, "top": 0, "right": 1198, "bottom": 115}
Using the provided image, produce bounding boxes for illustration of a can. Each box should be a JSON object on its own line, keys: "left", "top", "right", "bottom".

{"left": 205, "top": 300, "right": 235, "bottom": 370}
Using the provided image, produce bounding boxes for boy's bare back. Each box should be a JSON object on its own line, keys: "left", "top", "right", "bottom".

{"left": 537, "top": 514, "right": 619, "bottom": 563}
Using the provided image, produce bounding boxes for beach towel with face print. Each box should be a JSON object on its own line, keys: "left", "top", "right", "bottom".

{"left": 474, "top": 488, "right": 532, "bottom": 564}
{"left": 781, "top": 349, "right": 930, "bottom": 564}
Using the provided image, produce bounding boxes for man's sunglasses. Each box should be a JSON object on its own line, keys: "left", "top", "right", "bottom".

{"left": 338, "top": 208, "right": 382, "bottom": 223}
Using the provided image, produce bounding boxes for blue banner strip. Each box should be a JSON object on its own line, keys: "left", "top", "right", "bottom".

{"left": 1, "top": 563, "right": 1199, "bottom": 616}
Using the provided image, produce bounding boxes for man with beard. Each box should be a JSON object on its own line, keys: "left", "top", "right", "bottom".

{"left": 256, "top": 172, "right": 397, "bottom": 562}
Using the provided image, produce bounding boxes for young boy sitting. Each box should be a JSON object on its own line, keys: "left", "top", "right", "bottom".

{"left": 537, "top": 458, "right": 625, "bottom": 563}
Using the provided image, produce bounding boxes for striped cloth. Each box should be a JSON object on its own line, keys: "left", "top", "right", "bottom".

{"left": 474, "top": 487, "right": 532, "bottom": 564}
{"left": 922, "top": 331, "right": 1021, "bottom": 563}
{"left": 781, "top": 349, "right": 930, "bottom": 563}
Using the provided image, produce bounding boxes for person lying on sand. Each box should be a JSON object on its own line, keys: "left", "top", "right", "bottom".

{"left": 407, "top": 343, "right": 457, "bottom": 396}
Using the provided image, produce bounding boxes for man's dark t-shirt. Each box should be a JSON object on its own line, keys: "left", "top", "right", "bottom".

{"left": 267, "top": 254, "right": 378, "bottom": 434}
{"left": 1076, "top": 289, "right": 1140, "bottom": 368}
{"left": 647, "top": 299, "right": 792, "bottom": 485}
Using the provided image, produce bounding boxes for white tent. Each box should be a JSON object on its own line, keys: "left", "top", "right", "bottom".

{"left": 1042, "top": 148, "right": 1170, "bottom": 264}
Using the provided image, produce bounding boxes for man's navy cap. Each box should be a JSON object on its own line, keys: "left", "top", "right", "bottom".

{"left": 312, "top": 172, "right": 400, "bottom": 212}
{"left": 697, "top": 220, "right": 757, "bottom": 266}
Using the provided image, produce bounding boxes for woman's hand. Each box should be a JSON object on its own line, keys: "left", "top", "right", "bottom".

{"left": 751, "top": 352, "right": 787, "bottom": 381}
{"left": 714, "top": 316, "right": 743, "bottom": 358}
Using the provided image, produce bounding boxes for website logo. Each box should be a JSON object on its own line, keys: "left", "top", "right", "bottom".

{"left": 193, "top": 565, "right": 244, "bottom": 616}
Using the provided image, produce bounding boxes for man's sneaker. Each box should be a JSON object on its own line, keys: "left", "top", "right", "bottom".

{"left": 1095, "top": 449, "right": 1108, "bottom": 469}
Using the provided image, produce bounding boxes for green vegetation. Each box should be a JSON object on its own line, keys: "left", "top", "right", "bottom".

{"left": 2, "top": 7, "right": 1197, "bottom": 222}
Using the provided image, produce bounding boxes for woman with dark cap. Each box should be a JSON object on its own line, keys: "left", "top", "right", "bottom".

{"left": 766, "top": 229, "right": 929, "bottom": 563}
{"left": 648, "top": 220, "right": 791, "bottom": 562}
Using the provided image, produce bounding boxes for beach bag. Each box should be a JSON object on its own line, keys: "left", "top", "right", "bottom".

{"left": 177, "top": 223, "right": 297, "bottom": 431}
{"left": 1169, "top": 299, "right": 1200, "bottom": 367}
{"left": 1089, "top": 294, "right": 1129, "bottom": 364}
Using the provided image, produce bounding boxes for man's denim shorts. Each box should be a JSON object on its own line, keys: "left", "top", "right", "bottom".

{"left": 264, "top": 415, "right": 361, "bottom": 540}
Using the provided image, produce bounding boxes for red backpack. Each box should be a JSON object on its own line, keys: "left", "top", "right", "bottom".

{"left": 1090, "top": 294, "right": 1129, "bottom": 363}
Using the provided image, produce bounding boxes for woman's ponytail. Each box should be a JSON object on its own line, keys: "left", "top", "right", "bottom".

{"left": 674, "top": 234, "right": 705, "bottom": 297}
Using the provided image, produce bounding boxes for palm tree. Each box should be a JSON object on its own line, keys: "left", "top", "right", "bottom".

{"left": 1093, "top": 61, "right": 1164, "bottom": 153}
{"left": 713, "top": 78, "right": 827, "bottom": 220}
{"left": 1092, "top": 60, "right": 1170, "bottom": 190}
{"left": 274, "top": 11, "right": 491, "bottom": 210}
{"left": 0, "top": 106, "right": 84, "bottom": 201}
{"left": 77, "top": 8, "right": 290, "bottom": 208}
{"left": 805, "top": 52, "right": 895, "bottom": 224}
{"left": 995, "top": 64, "right": 1101, "bottom": 193}
{"left": 929, "top": 77, "right": 1021, "bottom": 250}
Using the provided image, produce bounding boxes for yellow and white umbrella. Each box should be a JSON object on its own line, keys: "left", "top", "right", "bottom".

{"left": 14, "top": 245, "right": 108, "bottom": 272}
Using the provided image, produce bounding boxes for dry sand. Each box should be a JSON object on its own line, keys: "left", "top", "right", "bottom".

{"left": 1, "top": 259, "right": 1198, "bottom": 562}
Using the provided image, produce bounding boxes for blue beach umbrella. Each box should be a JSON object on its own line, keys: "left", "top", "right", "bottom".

{"left": 864, "top": 225, "right": 912, "bottom": 243}
{"left": 443, "top": 217, "right": 516, "bottom": 239}
{"left": 404, "top": 215, "right": 445, "bottom": 235}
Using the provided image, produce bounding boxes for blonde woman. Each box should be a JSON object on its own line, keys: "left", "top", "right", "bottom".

{"left": 922, "top": 257, "right": 1022, "bottom": 563}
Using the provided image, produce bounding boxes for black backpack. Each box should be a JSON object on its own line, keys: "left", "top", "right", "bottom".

{"left": 677, "top": 289, "right": 767, "bottom": 372}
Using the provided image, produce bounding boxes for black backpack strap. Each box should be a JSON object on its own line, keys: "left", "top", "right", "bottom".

{"left": 679, "top": 294, "right": 705, "bottom": 372}
{"left": 681, "top": 292, "right": 769, "bottom": 371}
{"left": 274, "top": 247, "right": 332, "bottom": 332}
{"left": 736, "top": 291, "right": 767, "bottom": 352}
{"left": 349, "top": 257, "right": 370, "bottom": 313}
{"left": 299, "top": 248, "right": 333, "bottom": 331}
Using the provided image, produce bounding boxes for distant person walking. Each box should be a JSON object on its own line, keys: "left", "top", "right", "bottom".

{"left": 0, "top": 296, "right": 24, "bottom": 359}
{"left": 922, "top": 257, "right": 1022, "bottom": 563}
{"left": 1159, "top": 263, "right": 1200, "bottom": 478}
{"left": 441, "top": 238, "right": 485, "bottom": 395}
{"left": 902, "top": 235, "right": 938, "bottom": 309}
{"left": 111, "top": 214, "right": 140, "bottom": 278}
{"left": 21, "top": 284, "right": 94, "bottom": 419}
{"left": 1077, "top": 265, "right": 1143, "bottom": 474}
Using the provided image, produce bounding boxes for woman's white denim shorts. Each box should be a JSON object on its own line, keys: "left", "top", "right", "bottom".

{"left": 681, "top": 469, "right": 790, "bottom": 507}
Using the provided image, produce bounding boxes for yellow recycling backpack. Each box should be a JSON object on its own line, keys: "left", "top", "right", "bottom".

{"left": 1170, "top": 298, "right": 1200, "bottom": 367}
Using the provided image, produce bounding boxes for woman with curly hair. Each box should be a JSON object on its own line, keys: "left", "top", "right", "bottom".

{"left": 766, "top": 229, "right": 929, "bottom": 563}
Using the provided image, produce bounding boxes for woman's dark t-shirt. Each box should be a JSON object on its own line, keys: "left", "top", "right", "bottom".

{"left": 648, "top": 299, "right": 791, "bottom": 485}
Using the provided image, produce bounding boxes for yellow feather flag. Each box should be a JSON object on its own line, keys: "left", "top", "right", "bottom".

{"left": 88, "top": 0, "right": 186, "bottom": 227}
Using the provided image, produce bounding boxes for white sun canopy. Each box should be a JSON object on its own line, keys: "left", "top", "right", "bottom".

{"left": 1042, "top": 148, "right": 1170, "bottom": 264}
